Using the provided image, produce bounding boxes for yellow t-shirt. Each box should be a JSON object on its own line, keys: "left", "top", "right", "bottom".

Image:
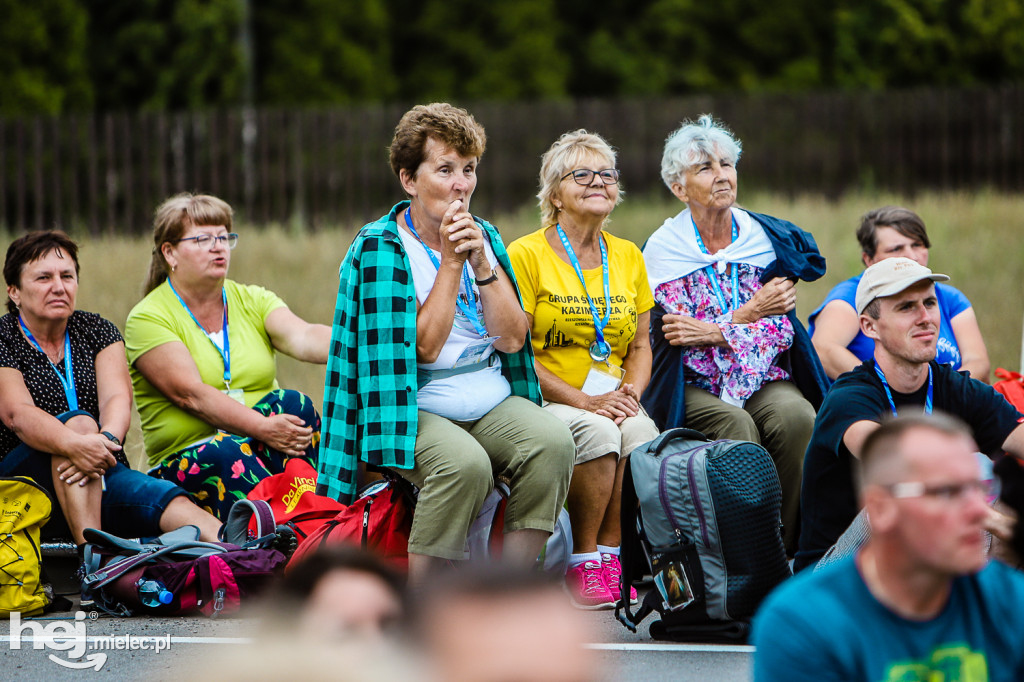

{"left": 125, "top": 279, "right": 286, "bottom": 466}
{"left": 508, "top": 227, "right": 654, "bottom": 390}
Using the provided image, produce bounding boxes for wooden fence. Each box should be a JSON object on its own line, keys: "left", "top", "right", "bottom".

{"left": 2, "top": 86, "right": 1023, "bottom": 234}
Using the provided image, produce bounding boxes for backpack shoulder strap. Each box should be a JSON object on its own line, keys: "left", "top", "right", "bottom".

{"left": 615, "top": 456, "right": 650, "bottom": 631}
{"left": 221, "top": 498, "right": 276, "bottom": 547}
{"left": 648, "top": 427, "right": 710, "bottom": 456}
{"left": 84, "top": 540, "right": 228, "bottom": 589}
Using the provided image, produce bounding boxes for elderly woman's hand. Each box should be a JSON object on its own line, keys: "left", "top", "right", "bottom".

{"left": 663, "top": 314, "right": 728, "bottom": 347}
{"left": 733, "top": 277, "right": 796, "bottom": 324}
{"left": 586, "top": 391, "right": 640, "bottom": 425}
{"left": 439, "top": 200, "right": 484, "bottom": 268}
{"left": 258, "top": 413, "right": 314, "bottom": 458}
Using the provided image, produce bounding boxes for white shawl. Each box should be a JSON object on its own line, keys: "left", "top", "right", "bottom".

{"left": 644, "top": 206, "right": 776, "bottom": 292}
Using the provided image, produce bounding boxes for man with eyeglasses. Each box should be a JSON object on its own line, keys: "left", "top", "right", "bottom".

{"left": 794, "top": 257, "right": 1024, "bottom": 572}
{"left": 753, "top": 413, "right": 1024, "bottom": 681}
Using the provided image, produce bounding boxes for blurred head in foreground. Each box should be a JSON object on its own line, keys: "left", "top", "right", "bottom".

{"left": 175, "top": 548, "right": 419, "bottom": 682}
{"left": 415, "top": 566, "right": 599, "bottom": 682}
{"left": 265, "top": 546, "right": 408, "bottom": 642}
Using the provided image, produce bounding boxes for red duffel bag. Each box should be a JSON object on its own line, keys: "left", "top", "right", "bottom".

{"left": 994, "top": 368, "right": 1024, "bottom": 413}
{"left": 288, "top": 477, "right": 415, "bottom": 573}
{"left": 246, "top": 458, "right": 347, "bottom": 543}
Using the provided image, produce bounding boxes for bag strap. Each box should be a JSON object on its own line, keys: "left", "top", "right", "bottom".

{"left": 417, "top": 355, "right": 494, "bottom": 389}
{"left": 84, "top": 540, "right": 228, "bottom": 589}
{"left": 615, "top": 456, "right": 652, "bottom": 632}
{"left": 221, "top": 498, "right": 277, "bottom": 547}
{"left": 647, "top": 427, "right": 710, "bottom": 456}
{"left": 81, "top": 525, "right": 205, "bottom": 576}
{"left": 995, "top": 368, "right": 1024, "bottom": 382}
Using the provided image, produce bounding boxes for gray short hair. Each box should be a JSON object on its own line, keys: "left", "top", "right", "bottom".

{"left": 537, "top": 129, "right": 622, "bottom": 228}
{"left": 660, "top": 114, "right": 742, "bottom": 190}
{"left": 858, "top": 412, "right": 974, "bottom": 492}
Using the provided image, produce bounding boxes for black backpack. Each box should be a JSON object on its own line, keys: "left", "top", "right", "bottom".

{"left": 615, "top": 428, "right": 792, "bottom": 642}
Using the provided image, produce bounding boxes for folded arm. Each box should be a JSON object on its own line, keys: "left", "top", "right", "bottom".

{"left": 0, "top": 367, "right": 117, "bottom": 479}
{"left": 134, "top": 341, "right": 312, "bottom": 456}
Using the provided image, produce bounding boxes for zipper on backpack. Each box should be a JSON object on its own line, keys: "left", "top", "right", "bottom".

{"left": 658, "top": 442, "right": 721, "bottom": 548}
{"left": 686, "top": 454, "right": 711, "bottom": 547}
{"left": 210, "top": 587, "right": 226, "bottom": 619}
{"left": 360, "top": 499, "right": 372, "bottom": 549}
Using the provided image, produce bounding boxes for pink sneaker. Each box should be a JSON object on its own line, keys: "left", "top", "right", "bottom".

{"left": 601, "top": 552, "right": 638, "bottom": 605}
{"left": 565, "top": 560, "right": 615, "bottom": 610}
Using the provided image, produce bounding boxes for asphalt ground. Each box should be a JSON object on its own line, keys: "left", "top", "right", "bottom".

{"left": 1, "top": 592, "right": 753, "bottom": 681}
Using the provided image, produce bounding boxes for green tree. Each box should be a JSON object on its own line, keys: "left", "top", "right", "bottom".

{"left": 0, "top": 0, "right": 92, "bottom": 115}
{"left": 831, "top": 0, "right": 1024, "bottom": 88}
{"left": 393, "top": 0, "right": 568, "bottom": 101}
{"left": 253, "top": 0, "right": 396, "bottom": 105}
{"left": 554, "top": 0, "right": 833, "bottom": 96}
{"left": 85, "top": 0, "right": 244, "bottom": 111}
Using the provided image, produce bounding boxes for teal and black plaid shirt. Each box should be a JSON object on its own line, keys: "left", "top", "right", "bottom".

{"left": 316, "top": 201, "right": 541, "bottom": 503}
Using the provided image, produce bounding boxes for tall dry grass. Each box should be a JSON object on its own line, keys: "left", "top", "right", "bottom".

{"left": 7, "top": 190, "right": 1024, "bottom": 467}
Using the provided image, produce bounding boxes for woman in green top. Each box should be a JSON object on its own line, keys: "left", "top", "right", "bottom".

{"left": 125, "top": 193, "right": 330, "bottom": 520}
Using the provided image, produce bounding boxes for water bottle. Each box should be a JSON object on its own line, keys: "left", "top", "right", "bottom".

{"left": 137, "top": 579, "right": 173, "bottom": 608}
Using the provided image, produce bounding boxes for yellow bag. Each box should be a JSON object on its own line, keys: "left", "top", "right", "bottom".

{"left": 0, "top": 477, "right": 52, "bottom": 616}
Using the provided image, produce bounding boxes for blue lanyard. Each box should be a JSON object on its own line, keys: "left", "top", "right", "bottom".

{"left": 874, "top": 363, "right": 933, "bottom": 417}
{"left": 168, "top": 281, "right": 232, "bottom": 387}
{"left": 692, "top": 216, "right": 739, "bottom": 315}
{"left": 404, "top": 208, "right": 488, "bottom": 337}
{"left": 19, "top": 316, "right": 77, "bottom": 410}
{"left": 555, "top": 224, "right": 611, "bottom": 349}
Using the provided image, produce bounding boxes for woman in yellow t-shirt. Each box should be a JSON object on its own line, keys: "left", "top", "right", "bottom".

{"left": 508, "top": 130, "right": 659, "bottom": 610}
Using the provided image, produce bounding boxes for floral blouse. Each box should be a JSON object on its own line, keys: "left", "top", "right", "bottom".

{"left": 655, "top": 263, "right": 792, "bottom": 404}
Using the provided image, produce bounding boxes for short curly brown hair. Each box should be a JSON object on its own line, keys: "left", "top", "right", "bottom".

{"left": 389, "top": 103, "right": 487, "bottom": 180}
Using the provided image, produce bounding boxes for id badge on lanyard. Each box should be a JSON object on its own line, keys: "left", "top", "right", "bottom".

{"left": 222, "top": 388, "right": 246, "bottom": 404}
{"left": 581, "top": 361, "right": 624, "bottom": 396}
{"left": 453, "top": 337, "right": 498, "bottom": 368}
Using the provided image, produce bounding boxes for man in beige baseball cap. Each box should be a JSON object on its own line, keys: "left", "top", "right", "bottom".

{"left": 854, "top": 256, "right": 949, "bottom": 315}
{"left": 795, "top": 257, "right": 1024, "bottom": 572}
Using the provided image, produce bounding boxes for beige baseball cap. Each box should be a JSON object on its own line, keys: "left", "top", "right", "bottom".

{"left": 855, "top": 257, "right": 949, "bottom": 314}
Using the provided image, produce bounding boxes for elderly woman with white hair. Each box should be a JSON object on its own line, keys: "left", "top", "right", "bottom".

{"left": 641, "top": 115, "right": 829, "bottom": 552}
{"left": 509, "top": 130, "right": 658, "bottom": 609}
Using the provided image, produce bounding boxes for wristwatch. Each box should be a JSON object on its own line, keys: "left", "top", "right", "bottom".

{"left": 100, "top": 431, "right": 121, "bottom": 446}
{"left": 475, "top": 269, "right": 499, "bottom": 286}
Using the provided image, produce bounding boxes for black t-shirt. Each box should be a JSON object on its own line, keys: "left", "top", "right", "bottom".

{"left": 796, "top": 360, "right": 1023, "bottom": 568}
{"left": 0, "top": 311, "right": 123, "bottom": 459}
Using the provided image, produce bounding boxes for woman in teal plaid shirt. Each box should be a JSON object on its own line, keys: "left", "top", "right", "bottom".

{"left": 318, "top": 104, "right": 574, "bottom": 583}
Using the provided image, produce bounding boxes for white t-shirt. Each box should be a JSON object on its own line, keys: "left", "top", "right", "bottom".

{"left": 398, "top": 227, "right": 510, "bottom": 421}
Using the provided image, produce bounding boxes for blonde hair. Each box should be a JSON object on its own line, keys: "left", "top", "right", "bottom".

{"left": 144, "top": 193, "right": 234, "bottom": 295}
{"left": 537, "top": 130, "right": 622, "bottom": 228}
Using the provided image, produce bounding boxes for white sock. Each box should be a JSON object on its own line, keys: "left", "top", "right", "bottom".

{"left": 569, "top": 551, "right": 601, "bottom": 568}
{"left": 597, "top": 545, "right": 620, "bottom": 558}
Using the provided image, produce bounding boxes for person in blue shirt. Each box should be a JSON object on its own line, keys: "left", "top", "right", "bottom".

{"left": 809, "top": 206, "right": 990, "bottom": 383}
{"left": 754, "top": 413, "right": 1024, "bottom": 682}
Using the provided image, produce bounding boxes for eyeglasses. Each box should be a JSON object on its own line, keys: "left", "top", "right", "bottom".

{"left": 175, "top": 233, "right": 239, "bottom": 250}
{"left": 887, "top": 479, "right": 994, "bottom": 503}
{"left": 560, "top": 168, "right": 620, "bottom": 186}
